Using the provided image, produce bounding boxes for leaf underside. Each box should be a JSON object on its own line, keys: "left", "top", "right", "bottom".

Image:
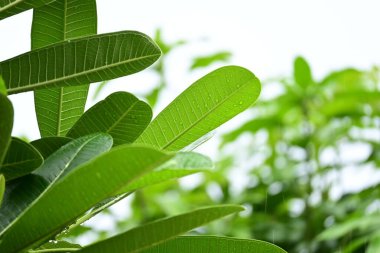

{"left": 32, "top": 0, "right": 97, "bottom": 137}
{"left": 0, "top": 31, "right": 161, "bottom": 95}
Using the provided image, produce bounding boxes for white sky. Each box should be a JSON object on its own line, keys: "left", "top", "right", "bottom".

{"left": 1, "top": 0, "right": 380, "bottom": 144}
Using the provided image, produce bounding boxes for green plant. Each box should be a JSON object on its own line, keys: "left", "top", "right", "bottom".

{"left": 0, "top": 1, "right": 286, "bottom": 252}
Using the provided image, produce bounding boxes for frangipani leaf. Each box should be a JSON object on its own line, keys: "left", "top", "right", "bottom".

{"left": 0, "top": 31, "right": 161, "bottom": 95}
{"left": 0, "top": 174, "right": 4, "bottom": 208}
{"left": 0, "top": 146, "right": 172, "bottom": 253}
{"left": 78, "top": 205, "right": 244, "bottom": 253}
{"left": 36, "top": 240, "right": 81, "bottom": 251}
{"left": 0, "top": 134, "right": 112, "bottom": 236}
{"left": 31, "top": 136, "right": 72, "bottom": 159}
{"left": 68, "top": 92, "right": 152, "bottom": 146}
{"left": 0, "top": 138, "right": 43, "bottom": 181}
{"left": 135, "top": 66, "right": 261, "bottom": 151}
{"left": 0, "top": 93, "right": 13, "bottom": 165}
{"left": 0, "top": 76, "right": 6, "bottom": 95}
{"left": 32, "top": 0, "right": 97, "bottom": 137}
{"left": 141, "top": 236, "right": 287, "bottom": 253}
{"left": 0, "top": 0, "right": 55, "bottom": 20}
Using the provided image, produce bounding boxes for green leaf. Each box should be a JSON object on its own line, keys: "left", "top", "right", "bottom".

{"left": 294, "top": 56, "right": 313, "bottom": 88}
{"left": 0, "top": 31, "right": 161, "bottom": 95}
{"left": 0, "top": 146, "right": 172, "bottom": 253}
{"left": 135, "top": 66, "right": 261, "bottom": 151}
{"left": 67, "top": 92, "right": 152, "bottom": 146}
{"left": 0, "top": 0, "right": 55, "bottom": 20}
{"left": 0, "top": 134, "right": 112, "bottom": 236}
{"left": 190, "top": 51, "right": 232, "bottom": 70}
{"left": 0, "top": 174, "right": 4, "bottom": 208}
{"left": 34, "top": 240, "right": 81, "bottom": 252}
{"left": 31, "top": 137, "right": 72, "bottom": 159}
{"left": 0, "top": 76, "right": 6, "bottom": 95}
{"left": 0, "top": 93, "right": 13, "bottom": 165}
{"left": 63, "top": 152, "right": 211, "bottom": 235}
{"left": 141, "top": 236, "right": 287, "bottom": 253}
{"left": 32, "top": 0, "right": 97, "bottom": 137}
{"left": 78, "top": 205, "right": 243, "bottom": 253}
{"left": 0, "top": 138, "right": 43, "bottom": 181}
{"left": 118, "top": 152, "right": 212, "bottom": 193}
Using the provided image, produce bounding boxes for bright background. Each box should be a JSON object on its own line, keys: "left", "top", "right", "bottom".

{"left": 1, "top": 0, "right": 380, "bottom": 154}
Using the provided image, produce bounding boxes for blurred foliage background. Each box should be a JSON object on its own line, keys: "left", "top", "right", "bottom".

{"left": 68, "top": 30, "right": 380, "bottom": 253}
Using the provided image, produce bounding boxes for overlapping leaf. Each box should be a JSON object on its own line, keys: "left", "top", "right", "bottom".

{"left": 0, "top": 146, "right": 172, "bottom": 253}
{"left": 78, "top": 205, "right": 243, "bottom": 253}
{"left": 31, "top": 136, "right": 72, "bottom": 159}
{"left": 135, "top": 66, "right": 261, "bottom": 151}
{"left": 0, "top": 31, "right": 161, "bottom": 95}
{"left": 0, "top": 174, "right": 4, "bottom": 207}
{"left": 0, "top": 93, "right": 13, "bottom": 165}
{"left": 68, "top": 92, "right": 152, "bottom": 146}
{"left": 0, "top": 0, "right": 55, "bottom": 20}
{"left": 0, "top": 134, "right": 112, "bottom": 236}
{"left": 32, "top": 0, "right": 97, "bottom": 137}
{"left": 0, "top": 138, "right": 43, "bottom": 181}
{"left": 141, "top": 236, "right": 287, "bottom": 253}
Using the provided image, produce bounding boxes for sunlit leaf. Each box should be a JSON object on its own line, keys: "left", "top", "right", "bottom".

{"left": 0, "top": 31, "right": 161, "bottom": 95}
{"left": 294, "top": 56, "right": 313, "bottom": 88}
{"left": 67, "top": 92, "right": 152, "bottom": 146}
{"left": 135, "top": 66, "right": 261, "bottom": 151}
{"left": 78, "top": 205, "right": 244, "bottom": 253}
{"left": 190, "top": 51, "right": 232, "bottom": 70}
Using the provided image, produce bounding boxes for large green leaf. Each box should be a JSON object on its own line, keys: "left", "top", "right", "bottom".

{"left": 0, "top": 31, "right": 161, "bottom": 95}
{"left": 32, "top": 0, "right": 97, "bottom": 137}
{"left": 0, "top": 174, "right": 4, "bottom": 208}
{"left": 67, "top": 92, "right": 152, "bottom": 146}
{"left": 0, "top": 146, "right": 172, "bottom": 253}
{"left": 0, "top": 138, "right": 43, "bottom": 181}
{"left": 63, "top": 152, "right": 212, "bottom": 235}
{"left": 0, "top": 76, "right": 6, "bottom": 95}
{"left": 78, "top": 205, "right": 243, "bottom": 253}
{"left": 135, "top": 66, "right": 261, "bottom": 151}
{"left": 141, "top": 236, "right": 287, "bottom": 253}
{"left": 0, "top": 0, "right": 55, "bottom": 20}
{"left": 0, "top": 93, "right": 13, "bottom": 165}
{"left": 0, "top": 134, "right": 112, "bottom": 236}
{"left": 31, "top": 136, "right": 72, "bottom": 159}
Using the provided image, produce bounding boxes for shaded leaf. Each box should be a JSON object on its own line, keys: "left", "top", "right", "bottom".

{"left": 0, "top": 93, "right": 13, "bottom": 165}
{"left": 0, "top": 138, "right": 43, "bottom": 181}
{"left": 0, "top": 0, "right": 55, "bottom": 20}
{"left": 141, "top": 236, "right": 287, "bottom": 253}
{"left": 67, "top": 92, "right": 152, "bottom": 146}
{"left": 78, "top": 205, "right": 244, "bottom": 253}
{"left": 0, "top": 146, "right": 172, "bottom": 253}
{"left": 0, "top": 31, "right": 161, "bottom": 95}
{"left": 0, "top": 134, "right": 112, "bottom": 235}
{"left": 32, "top": 0, "right": 97, "bottom": 137}
{"left": 31, "top": 137, "right": 72, "bottom": 159}
{"left": 136, "top": 66, "right": 261, "bottom": 151}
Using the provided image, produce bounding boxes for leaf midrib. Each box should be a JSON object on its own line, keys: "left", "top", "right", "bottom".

{"left": 8, "top": 54, "right": 160, "bottom": 94}
{"left": 160, "top": 78, "right": 254, "bottom": 150}
{"left": 106, "top": 100, "right": 139, "bottom": 134}
{"left": 0, "top": 0, "right": 22, "bottom": 11}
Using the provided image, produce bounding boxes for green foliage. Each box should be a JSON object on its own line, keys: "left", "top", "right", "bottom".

{"left": 0, "top": 138, "right": 43, "bottom": 181}
{"left": 0, "top": 1, "right": 282, "bottom": 253}
{"left": 32, "top": 0, "right": 97, "bottom": 137}
{"left": 67, "top": 92, "right": 152, "bottom": 146}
